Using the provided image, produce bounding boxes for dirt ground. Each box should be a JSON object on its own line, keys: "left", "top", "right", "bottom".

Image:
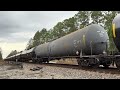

{"left": 0, "top": 60, "right": 120, "bottom": 79}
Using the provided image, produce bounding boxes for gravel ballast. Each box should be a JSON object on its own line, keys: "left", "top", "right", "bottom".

{"left": 0, "top": 62, "right": 120, "bottom": 79}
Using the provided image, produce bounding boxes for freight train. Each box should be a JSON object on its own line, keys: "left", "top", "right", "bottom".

{"left": 4, "top": 14, "right": 120, "bottom": 70}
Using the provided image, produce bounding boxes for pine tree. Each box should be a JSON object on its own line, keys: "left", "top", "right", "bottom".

{"left": 7, "top": 50, "right": 17, "bottom": 57}
{"left": 74, "top": 11, "right": 90, "bottom": 29}
{"left": 0, "top": 51, "right": 2, "bottom": 60}
{"left": 33, "top": 30, "right": 40, "bottom": 46}
{"left": 90, "top": 11, "right": 104, "bottom": 26}
{"left": 26, "top": 38, "right": 34, "bottom": 50}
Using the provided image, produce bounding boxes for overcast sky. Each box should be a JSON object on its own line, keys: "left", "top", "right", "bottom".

{"left": 0, "top": 11, "right": 78, "bottom": 58}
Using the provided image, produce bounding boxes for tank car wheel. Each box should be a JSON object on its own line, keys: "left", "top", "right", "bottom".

{"left": 32, "top": 58, "right": 37, "bottom": 63}
{"left": 91, "top": 64, "right": 99, "bottom": 68}
{"left": 38, "top": 61, "right": 43, "bottom": 64}
{"left": 103, "top": 64, "right": 110, "bottom": 68}
{"left": 37, "top": 59, "right": 43, "bottom": 63}
{"left": 89, "top": 58, "right": 100, "bottom": 68}
{"left": 77, "top": 59, "right": 89, "bottom": 67}
{"left": 116, "top": 64, "right": 120, "bottom": 71}
{"left": 115, "top": 59, "right": 120, "bottom": 71}
{"left": 77, "top": 59, "right": 82, "bottom": 67}
{"left": 46, "top": 60, "right": 49, "bottom": 63}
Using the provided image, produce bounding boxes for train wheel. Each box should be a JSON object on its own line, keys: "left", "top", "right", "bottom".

{"left": 90, "top": 58, "right": 100, "bottom": 68}
{"left": 103, "top": 64, "right": 109, "bottom": 68}
{"left": 115, "top": 59, "right": 120, "bottom": 70}
{"left": 32, "top": 58, "right": 37, "bottom": 63}
{"left": 77, "top": 59, "right": 82, "bottom": 67}
{"left": 77, "top": 59, "right": 89, "bottom": 67}
{"left": 46, "top": 60, "right": 49, "bottom": 63}
{"left": 91, "top": 64, "right": 99, "bottom": 68}
{"left": 38, "top": 59, "right": 43, "bottom": 63}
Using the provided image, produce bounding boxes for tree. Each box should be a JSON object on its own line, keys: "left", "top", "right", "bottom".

{"left": 7, "top": 50, "right": 17, "bottom": 57}
{"left": 33, "top": 30, "right": 40, "bottom": 46}
{"left": 0, "top": 48, "right": 2, "bottom": 60}
{"left": 74, "top": 11, "right": 90, "bottom": 29}
{"left": 63, "top": 17, "right": 77, "bottom": 34}
{"left": 26, "top": 38, "right": 34, "bottom": 50}
{"left": 0, "top": 51, "right": 3, "bottom": 60}
{"left": 0, "top": 52, "right": 2, "bottom": 60}
{"left": 39, "top": 28, "right": 48, "bottom": 43}
{"left": 52, "top": 22, "right": 65, "bottom": 39}
{"left": 90, "top": 11, "right": 104, "bottom": 26}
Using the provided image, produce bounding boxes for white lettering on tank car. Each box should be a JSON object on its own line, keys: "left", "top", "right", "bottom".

{"left": 97, "top": 31, "right": 104, "bottom": 37}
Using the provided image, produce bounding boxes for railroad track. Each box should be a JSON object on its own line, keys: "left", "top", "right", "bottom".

{"left": 39, "top": 63, "right": 120, "bottom": 74}
{"left": 6, "top": 61, "right": 120, "bottom": 75}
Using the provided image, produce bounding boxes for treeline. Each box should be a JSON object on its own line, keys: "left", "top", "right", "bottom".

{"left": 0, "top": 48, "right": 3, "bottom": 60}
{"left": 26, "top": 11, "right": 120, "bottom": 51}
{"left": 0, "top": 52, "right": 2, "bottom": 60}
{"left": 7, "top": 50, "right": 17, "bottom": 58}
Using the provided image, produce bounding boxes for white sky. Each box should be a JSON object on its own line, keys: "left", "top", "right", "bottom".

{"left": 0, "top": 11, "right": 78, "bottom": 58}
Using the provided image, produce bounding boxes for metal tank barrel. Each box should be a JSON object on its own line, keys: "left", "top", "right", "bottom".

{"left": 34, "top": 24, "right": 109, "bottom": 58}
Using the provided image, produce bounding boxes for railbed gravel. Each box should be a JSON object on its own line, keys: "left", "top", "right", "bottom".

{"left": 0, "top": 63, "right": 120, "bottom": 79}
